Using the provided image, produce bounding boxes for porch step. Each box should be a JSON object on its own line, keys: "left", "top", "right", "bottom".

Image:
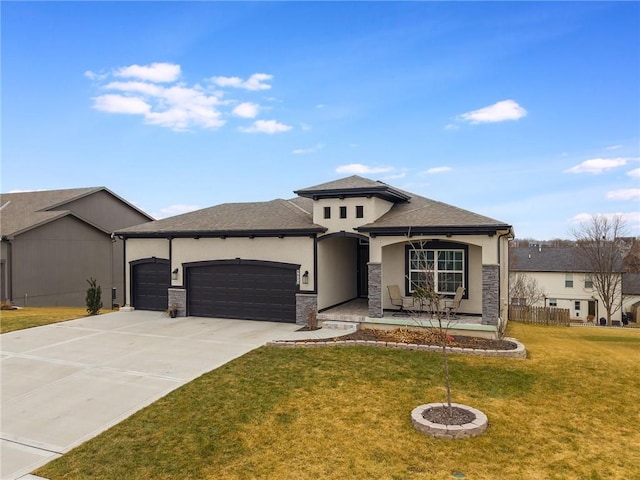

{"left": 321, "top": 320, "right": 359, "bottom": 330}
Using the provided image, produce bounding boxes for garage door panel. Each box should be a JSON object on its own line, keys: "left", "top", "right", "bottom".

{"left": 132, "top": 260, "right": 170, "bottom": 312}
{"left": 187, "top": 262, "right": 297, "bottom": 322}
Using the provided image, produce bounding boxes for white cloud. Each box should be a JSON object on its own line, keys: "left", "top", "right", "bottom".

{"left": 605, "top": 145, "right": 622, "bottom": 150}
{"left": 336, "top": 164, "right": 393, "bottom": 174}
{"left": 606, "top": 189, "right": 640, "bottom": 201}
{"left": 92, "top": 94, "right": 151, "bottom": 114}
{"left": 424, "top": 166, "right": 452, "bottom": 174}
{"left": 240, "top": 119, "right": 292, "bottom": 134}
{"left": 292, "top": 144, "right": 323, "bottom": 155}
{"left": 444, "top": 123, "right": 459, "bottom": 131}
{"left": 458, "top": 99, "right": 527, "bottom": 124}
{"left": 87, "top": 64, "right": 292, "bottom": 132}
{"left": 232, "top": 102, "right": 260, "bottom": 118}
{"left": 627, "top": 168, "right": 640, "bottom": 178}
{"left": 210, "top": 73, "right": 273, "bottom": 91}
{"left": 114, "top": 62, "right": 181, "bottom": 83}
{"left": 564, "top": 157, "right": 630, "bottom": 174}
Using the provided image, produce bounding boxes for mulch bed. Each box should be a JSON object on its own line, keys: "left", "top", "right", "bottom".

{"left": 302, "top": 327, "right": 517, "bottom": 351}
{"left": 422, "top": 405, "right": 476, "bottom": 425}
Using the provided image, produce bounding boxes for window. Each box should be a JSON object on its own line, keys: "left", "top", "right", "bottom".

{"left": 406, "top": 244, "right": 466, "bottom": 295}
{"left": 549, "top": 299, "right": 558, "bottom": 307}
{"left": 323, "top": 206, "right": 331, "bottom": 219}
{"left": 339, "top": 206, "right": 347, "bottom": 219}
{"left": 584, "top": 275, "right": 593, "bottom": 289}
{"left": 356, "top": 205, "right": 364, "bottom": 218}
{"left": 565, "top": 274, "right": 573, "bottom": 288}
{"left": 511, "top": 297, "right": 526, "bottom": 306}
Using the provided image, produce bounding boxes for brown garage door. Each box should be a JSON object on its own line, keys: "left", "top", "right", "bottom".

{"left": 131, "top": 258, "right": 170, "bottom": 311}
{"left": 187, "top": 260, "right": 298, "bottom": 322}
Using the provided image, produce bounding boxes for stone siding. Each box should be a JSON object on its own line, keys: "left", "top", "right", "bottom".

{"left": 168, "top": 288, "right": 187, "bottom": 317}
{"left": 368, "top": 262, "right": 383, "bottom": 318}
{"left": 296, "top": 293, "right": 318, "bottom": 326}
{"left": 482, "top": 264, "right": 499, "bottom": 325}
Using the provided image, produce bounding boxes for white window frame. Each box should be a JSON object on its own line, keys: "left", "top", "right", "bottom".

{"left": 408, "top": 248, "right": 465, "bottom": 295}
{"left": 565, "top": 274, "right": 574, "bottom": 288}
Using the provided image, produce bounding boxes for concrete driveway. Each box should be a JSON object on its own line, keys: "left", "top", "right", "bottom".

{"left": 1, "top": 310, "right": 334, "bottom": 480}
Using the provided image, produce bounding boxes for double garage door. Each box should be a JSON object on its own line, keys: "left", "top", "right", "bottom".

{"left": 132, "top": 258, "right": 298, "bottom": 323}
{"left": 187, "top": 260, "right": 298, "bottom": 323}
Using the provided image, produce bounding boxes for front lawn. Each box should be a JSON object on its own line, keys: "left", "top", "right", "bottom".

{"left": 0, "top": 307, "right": 89, "bottom": 333}
{"left": 37, "top": 323, "right": 640, "bottom": 480}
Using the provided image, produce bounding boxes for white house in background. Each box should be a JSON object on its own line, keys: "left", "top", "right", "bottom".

{"left": 510, "top": 245, "right": 624, "bottom": 324}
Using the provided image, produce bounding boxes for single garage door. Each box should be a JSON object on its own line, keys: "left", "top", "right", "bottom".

{"left": 187, "top": 260, "right": 298, "bottom": 322}
{"left": 131, "top": 258, "right": 171, "bottom": 311}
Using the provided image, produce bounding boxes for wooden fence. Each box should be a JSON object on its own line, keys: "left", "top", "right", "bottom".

{"left": 509, "top": 305, "right": 571, "bottom": 326}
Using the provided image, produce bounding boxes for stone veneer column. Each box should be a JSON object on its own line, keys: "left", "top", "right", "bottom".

{"left": 368, "top": 262, "right": 383, "bottom": 318}
{"left": 296, "top": 293, "right": 317, "bottom": 326}
{"left": 168, "top": 288, "right": 187, "bottom": 317}
{"left": 482, "top": 265, "right": 499, "bottom": 325}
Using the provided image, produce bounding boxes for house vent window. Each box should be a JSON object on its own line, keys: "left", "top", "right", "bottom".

{"left": 407, "top": 248, "right": 464, "bottom": 295}
{"left": 323, "top": 206, "right": 331, "bottom": 219}
{"left": 340, "top": 206, "right": 347, "bottom": 219}
{"left": 565, "top": 274, "right": 574, "bottom": 288}
{"left": 549, "top": 299, "right": 558, "bottom": 307}
{"left": 356, "top": 205, "right": 364, "bottom": 218}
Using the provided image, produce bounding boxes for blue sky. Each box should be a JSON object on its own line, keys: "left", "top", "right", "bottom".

{"left": 2, "top": 1, "right": 639, "bottom": 239}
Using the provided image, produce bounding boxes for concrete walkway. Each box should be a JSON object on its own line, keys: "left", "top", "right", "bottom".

{"left": 1, "top": 310, "right": 344, "bottom": 480}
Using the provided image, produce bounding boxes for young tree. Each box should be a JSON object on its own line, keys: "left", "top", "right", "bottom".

{"left": 571, "top": 214, "right": 627, "bottom": 325}
{"left": 509, "top": 273, "right": 546, "bottom": 307}
{"left": 86, "top": 277, "right": 103, "bottom": 315}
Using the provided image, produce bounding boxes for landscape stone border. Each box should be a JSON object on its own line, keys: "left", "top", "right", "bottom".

{"left": 411, "top": 403, "right": 488, "bottom": 439}
{"left": 267, "top": 336, "right": 527, "bottom": 358}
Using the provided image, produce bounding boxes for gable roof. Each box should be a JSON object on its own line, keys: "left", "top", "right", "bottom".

{"left": 0, "top": 187, "right": 152, "bottom": 238}
{"left": 622, "top": 273, "right": 640, "bottom": 296}
{"left": 116, "top": 176, "right": 512, "bottom": 238}
{"left": 510, "top": 247, "right": 587, "bottom": 273}
{"left": 117, "top": 198, "right": 326, "bottom": 238}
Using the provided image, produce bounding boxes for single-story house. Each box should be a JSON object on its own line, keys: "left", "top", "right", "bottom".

{"left": 0, "top": 188, "right": 154, "bottom": 307}
{"left": 509, "top": 245, "right": 625, "bottom": 324}
{"left": 116, "top": 176, "right": 513, "bottom": 331}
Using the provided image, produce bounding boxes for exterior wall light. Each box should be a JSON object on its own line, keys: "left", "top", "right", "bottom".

{"left": 302, "top": 270, "right": 309, "bottom": 285}
{"left": 172, "top": 268, "right": 179, "bottom": 280}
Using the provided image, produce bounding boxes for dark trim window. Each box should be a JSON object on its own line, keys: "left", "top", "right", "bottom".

{"left": 565, "top": 274, "right": 573, "bottom": 288}
{"left": 356, "top": 205, "right": 364, "bottom": 218}
{"left": 324, "top": 206, "right": 331, "bottom": 219}
{"left": 405, "top": 241, "right": 468, "bottom": 296}
{"left": 584, "top": 275, "right": 593, "bottom": 289}
{"left": 339, "top": 206, "right": 347, "bottom": 219}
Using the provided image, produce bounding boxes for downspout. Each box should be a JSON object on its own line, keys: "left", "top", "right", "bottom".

{"left": 120, "top": 235, "right": 127, "bottom": 307}
{"left": 1, "top": 236, "right": 13, "bottom": 302}
{"left": 497, "top": 227, "right": 514, "bottom": 322}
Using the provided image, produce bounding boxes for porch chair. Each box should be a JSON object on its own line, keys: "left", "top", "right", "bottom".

{"left": 444, "top": 286, "right": 465, "bottom": 319}
{"left": 387, "top": 284, "right": 414, "bottom": 316}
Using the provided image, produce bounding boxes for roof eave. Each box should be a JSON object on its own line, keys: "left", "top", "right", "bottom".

{"left": 356, "top": 224, "right": 512, "bottom": 237}
{"left": 294, "top": 186, "right": 410, "bottom": 203}
{"left": 117, "top": 227, "right": 327, "bottom": 239}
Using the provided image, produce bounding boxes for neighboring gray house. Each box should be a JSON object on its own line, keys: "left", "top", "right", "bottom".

{"left": 622, "top": 273, "right": 640, "bottom": 323}
{"left": 0, "top": 188, "right": 153, "bottom": 307}
{"left": 117, "top": 176, "right": 513, "bottom": 334}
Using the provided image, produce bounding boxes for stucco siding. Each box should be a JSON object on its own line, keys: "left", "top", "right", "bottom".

{"left": 125, "top": 238, "right": 170, "bottom": 306}
{"left": 317, "top": 236, "right": 358, "bottom": 310}
{"left": 313, "top": 197, "right": 393, "bottom": 233}
{"left": 171, "top": 237, "right": 314, "bottom": 288}
{"left": 11, "top": 216, "right": 112, "bottom": 307}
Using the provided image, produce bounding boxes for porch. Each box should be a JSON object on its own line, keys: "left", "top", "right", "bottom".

{"left": 318, "top": 298, "right": 499, "bottom": 339}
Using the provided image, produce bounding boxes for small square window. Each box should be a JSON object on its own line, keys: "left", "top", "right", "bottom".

{"left": 340, "top": 206, "right": 347, "bottom": 219}
{"left": 323, "top": 206, "right": 331, "bottom": 219}
{"left": 356, "top": 205, "right": 364, "bottom": 218}
{"left": 549, "top": 299, "right": 558, "bottom": 307}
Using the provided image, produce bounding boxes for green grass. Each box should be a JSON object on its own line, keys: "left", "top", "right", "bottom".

{"left": 0, "top": 307, "right": 89, "bottom": 333}
{"left": 36, "top": 323, "right": 640, "bottom": 480}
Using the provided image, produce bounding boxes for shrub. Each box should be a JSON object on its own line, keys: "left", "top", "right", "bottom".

{"left": 86, "top": 277, "right": 103, "bottom": 315}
